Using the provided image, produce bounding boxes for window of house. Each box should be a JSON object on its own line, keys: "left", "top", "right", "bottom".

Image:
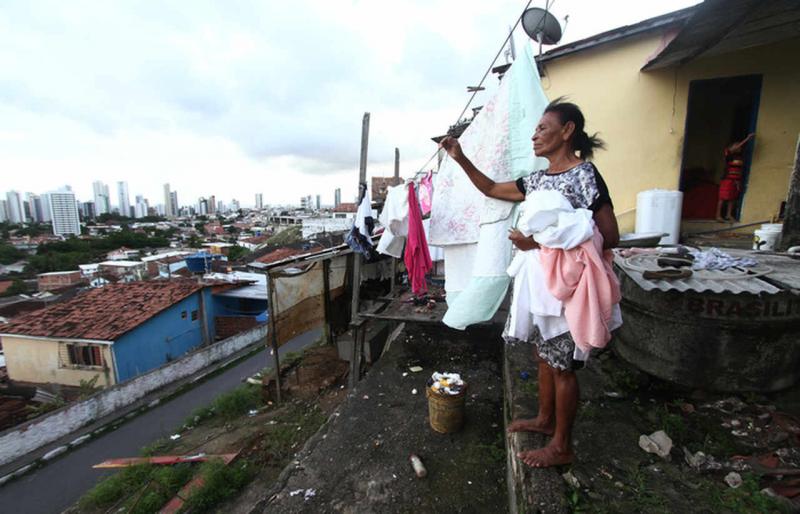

{"left": 61, "top": 343, "right": 104, "bottom": 368}
{"left": 181, "top": 310, "right": 187, "bottom": 319}
{"left": 191, "top": 310, "right": 199, "bottom": 321}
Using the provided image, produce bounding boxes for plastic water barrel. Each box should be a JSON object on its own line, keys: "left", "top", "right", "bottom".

{"left": 635, "top": 190, "right": 683, "bottom": 245}
{"left": 753, "top": 223, "right": 782, "bottom": 251}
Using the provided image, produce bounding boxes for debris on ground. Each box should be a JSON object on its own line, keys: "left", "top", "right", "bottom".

{"left": 724, "top": 471, "right": 743, "bottom": 489}
{"left": 410, "top": 454, "right": 427, "bottom": 478}
{"left": 638, "top": 430, "right": 673, "bottom": 459}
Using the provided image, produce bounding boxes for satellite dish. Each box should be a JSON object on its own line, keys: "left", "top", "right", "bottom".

{"left": 521, "top": 7, "right": 562, "bottom": 45}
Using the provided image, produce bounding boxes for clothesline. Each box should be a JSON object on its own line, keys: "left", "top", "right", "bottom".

{"left": 410, "top": 0, "right": 534, "bottom": 178}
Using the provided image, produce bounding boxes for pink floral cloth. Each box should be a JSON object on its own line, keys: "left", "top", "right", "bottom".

{"left": 418, "top": 171, "right": 433, "bottom": 215}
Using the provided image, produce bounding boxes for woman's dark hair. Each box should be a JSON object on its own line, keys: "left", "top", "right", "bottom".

{"left": 544, "top": 97, "right": 606, "bottom": 160}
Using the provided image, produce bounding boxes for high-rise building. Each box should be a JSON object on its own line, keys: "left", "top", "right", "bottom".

{"left": 80, "top": 201, "right": 96, "bottom": 220}
{"left": 315, "top": 194, "right": 321, "bottom": 210}
{"left": 170, "top": 191, "right": 179, "bottom": 217}
{"left": 255, "top": 193, "right": 263, "bottom": 210}
{"left": 5, "top": 191, "right": 25, "bottom": 224}
{"left": 117, "top": 181, "right": 131, "bottom": 218}
{"left": 197, "top": 197, "right": 208, "bottom": 216}
{"left": 208, "top": 195, "right": 216, "bottom": 215}
{"left": 134, "top": 195, "right": 149, "bottom": 218}
{"left": 334, "top": 188, "right": 341, "bottom": 208}
{"left": 0, "top": 200, "right": 7, "bottom": 223}
{"left": 163, "top": 183, "right": 175, "bottom": 218}
{"left": 92, "top": 181, "right": 110, "bottom": 215}
{"left": 24, "top": 193, "right": 43, "bottom": 223}
{"left": 49, "top": 190, "right": 81, "bottom": 236}
{"left": 231, "top": 199, "right": 240, "bottom": 212}
{"left": 40, "top": 193, "right": 53, "bottom": 222}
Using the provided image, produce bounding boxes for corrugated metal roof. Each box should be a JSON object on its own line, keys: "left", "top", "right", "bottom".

{"left": 614, "top": 255, "right": 782, "bottom": 295}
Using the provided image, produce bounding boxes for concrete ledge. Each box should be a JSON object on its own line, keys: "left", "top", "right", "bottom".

{"left": 504, "top": 341, "right": 568, "bottom": 514}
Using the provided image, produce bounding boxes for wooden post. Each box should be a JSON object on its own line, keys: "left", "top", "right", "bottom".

{"left": 198, "top": 288, "right": 211, "bottom": 346}
{"left": 390, "top": 147, "right": 399, "bottom": 295}
{"left": 349, "top": 112, "right": 369, "bottom": 387}
{"left": 266, "top": 272, "right": 282, "bottom": 403}
{"left": 321, "top": 258, "right": 333, "bottom": 345}
{"left": 780, "top": 135, "right": 800, "bottom": 250}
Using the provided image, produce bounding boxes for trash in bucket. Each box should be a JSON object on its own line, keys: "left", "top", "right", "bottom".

{"left": 426, "top": 372, "right": 467, "bottom": 434}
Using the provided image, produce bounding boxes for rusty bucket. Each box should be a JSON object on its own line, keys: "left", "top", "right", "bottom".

{"left": 426, "top": 383, "right": 468, "bottom": 434}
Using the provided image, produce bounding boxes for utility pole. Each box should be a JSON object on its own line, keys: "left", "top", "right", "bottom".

{"left": 781, "top": 134, "right": 800, "bottom": 250}
{"left": 349, "top": 112, "right": 369, "bottom": 387}
{"left": 394, "top": 147, "right": 400, "bottom": 179}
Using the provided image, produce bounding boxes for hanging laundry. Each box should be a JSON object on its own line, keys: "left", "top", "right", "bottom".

{"left": 431, "top": 43, "right": 551, "bottom": 329}
{"left": 404, "top": 182, "right": 432, "bottom": 295}
{"left": 418, "top": 170, "right": 434, "bottom": 216}
{"left": 377, "top": 183, "right": 409, "bottom": 258}
{"left": 346, "top": 183, "right": 378, "bottom": 261}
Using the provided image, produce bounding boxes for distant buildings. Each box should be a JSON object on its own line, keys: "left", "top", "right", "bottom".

{"left": 316, "top": 194, "right": 321, "bottom": 210}
{"left": 255, "top": 193, "right": 263, "bottom": 210}
{"left": 334, "top": 188, "right": 341, "bottom": 208}
{"left": 134, "top": 195, "right": 149, "bottom": 218}
{"left": 80, "top": 201, "right": 96, "bottom": 220}
{"left": 93, "top": 181, "right": 111, "bottom": 215}
{"left": 5, "top": 191, "right": 25, "bottom": 224}
{"left": 117, "top": 181, "right": 131, "bottom": 218}
{"left": 48, "top": 190, "right": 81, "bottom": 236}
{"left": 163, "top": 183, "right": 179, "bottom": 218}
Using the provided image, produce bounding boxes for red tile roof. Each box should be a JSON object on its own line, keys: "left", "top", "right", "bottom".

{"left": 0, "top": 281, "right": 12, "bottom": 295}
{"left": 0, "top": 279, "right": 209, "bottom": 341}
{"left": 335, "top": 203, "right": 358, "bottom": 213}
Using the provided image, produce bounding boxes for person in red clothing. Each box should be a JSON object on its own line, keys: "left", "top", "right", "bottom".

{"left": 717, "top": 133, "right": 755, "bottom": 221}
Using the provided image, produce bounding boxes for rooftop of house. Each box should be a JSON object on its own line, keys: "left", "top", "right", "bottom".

{"left": 97, "top": 260, "right": 145, "bottom": 267}
{"left": 255, "top": 244, "right": 325, "bottom": 265}
{"left": 334, "top": 203, "right": 358, "bottom": 213}
{"left": 0, "top": 279, "right": 211, "bottom": 341}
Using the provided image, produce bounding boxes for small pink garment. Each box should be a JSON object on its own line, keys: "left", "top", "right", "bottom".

{"left": 418, "top": 170, "right": 433, "bottom": 216}
{"left": 538, "top": 228, "right": 622, "bottom": 352}
{"left": 404, "top": 182, "right": 432, "bottom": 295}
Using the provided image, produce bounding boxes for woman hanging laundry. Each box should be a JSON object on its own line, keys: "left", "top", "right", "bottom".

{"left": 440, "top": 99, "right": 621, "bottom": 469}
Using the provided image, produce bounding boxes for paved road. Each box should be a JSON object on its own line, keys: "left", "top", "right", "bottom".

{"left": 0, "top": 329, "right": 321, "bottom": 514}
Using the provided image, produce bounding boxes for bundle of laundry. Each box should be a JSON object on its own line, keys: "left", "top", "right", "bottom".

{"left": 507, "top": 190, "right": 622, "bottom": 355}
{"left": 346, "top": 183, "right": 379, "bottom": 261}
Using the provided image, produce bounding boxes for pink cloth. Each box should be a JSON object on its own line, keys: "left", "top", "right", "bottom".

{"left": 418, "top": 171, "right": 433, "bottom": 215}
{"left": 539, "top": 228, "right": 622, "bottom": 352}
{"left": 404, "top": 182, "right": 432, "bottom": 295}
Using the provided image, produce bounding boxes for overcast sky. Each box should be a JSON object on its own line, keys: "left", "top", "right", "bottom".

{"left": 0, "top": 0, "right": 700, "bottom": 209}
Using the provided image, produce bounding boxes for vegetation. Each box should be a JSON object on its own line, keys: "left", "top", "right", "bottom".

{"left": 0, "top": 279, "right": 28, "bottom": 297}
{"left": 0, "top": 242, "right": 26, "bottom": 265}
{"left": 25, "top": 232, "right": 170, "bottom": 273}
{"left": 265, "top": 225, "right": 302, "bottom": 246}
{"left": 182, "top": 459, "right": 253, "bottom": 512}
{"left": 227, "top": 245, "right": 250, "bottom": 262}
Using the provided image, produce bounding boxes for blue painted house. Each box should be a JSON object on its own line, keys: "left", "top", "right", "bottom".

{"left": 0, "top": 278, "right": 265, "bottom": 387}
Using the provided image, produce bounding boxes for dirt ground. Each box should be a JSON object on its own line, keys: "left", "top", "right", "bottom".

{"left": 260, "top": 322, "right": 509, "bottom": 513}
{"left": 507, "top": 339, "right": 800, "bottom": 513}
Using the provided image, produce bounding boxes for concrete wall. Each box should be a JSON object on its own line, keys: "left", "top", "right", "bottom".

{"left": 0, "top": 324, "right": 267, "bottom": 468}
{"left": 2, "top": 336, "right": 116, "bottom": 387}
{"left": 539, "top": 34, "right": 800, "bottom": 232}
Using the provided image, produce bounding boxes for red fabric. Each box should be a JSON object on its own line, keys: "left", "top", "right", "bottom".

{"left": 404, "top": 183, "right": 432, "bottom": 295}
{"left": 718, "top": 177, "right": 742, "bottom": 201}
{"left": 538, "top": 228, "right": 622, "bottom": 352}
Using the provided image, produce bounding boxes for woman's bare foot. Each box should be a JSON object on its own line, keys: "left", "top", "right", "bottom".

{"left": 517, "top": 444, "right": 574, "bottom": 468}
{"left": 507, "top": 417, "right": 554, "bottom": 435}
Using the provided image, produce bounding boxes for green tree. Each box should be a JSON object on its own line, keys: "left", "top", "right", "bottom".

{"left": 0, "top": 243, "right": 25, "bottom": 265}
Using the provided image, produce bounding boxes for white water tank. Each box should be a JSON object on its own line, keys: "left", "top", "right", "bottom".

{"left": 635, "top": 189, "right": 683, "bottom": 245}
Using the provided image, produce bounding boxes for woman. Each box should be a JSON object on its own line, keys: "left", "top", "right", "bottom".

{"left": 440, "top": 99, "right": 619, "bottom": 468}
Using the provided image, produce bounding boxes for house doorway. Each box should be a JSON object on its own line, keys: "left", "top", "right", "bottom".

{"left": 679, "top": 74, "right": 761, "bottom": 221}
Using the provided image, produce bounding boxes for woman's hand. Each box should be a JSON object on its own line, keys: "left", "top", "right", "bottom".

{"left": 439, "top": 136, "right": 465, "bottom": 162}
{"left": 508, "top": 229, "right": 539, "bottom": 251}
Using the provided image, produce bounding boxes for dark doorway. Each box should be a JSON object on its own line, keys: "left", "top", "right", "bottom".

{"left": 679, "top": 75, "right": 762, "bottom": 220}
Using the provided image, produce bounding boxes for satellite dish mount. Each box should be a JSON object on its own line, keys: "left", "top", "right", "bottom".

{"left": 521, "top": 6, "right": 563, "bottom": 57}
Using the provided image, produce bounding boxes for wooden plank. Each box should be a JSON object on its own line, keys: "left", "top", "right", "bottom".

{"left": 350, "top": 112, "right": 370, "bottom": 389}
{"left": 93, "top": 453, "right": 236, "bottom": 469}
{"left": 781, "top": 135, "right": 800, "bottom": 250}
